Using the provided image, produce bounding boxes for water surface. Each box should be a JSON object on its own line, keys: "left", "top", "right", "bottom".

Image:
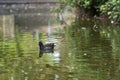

{"left": 0, "top": 19, "right": 120, "bottom": 80}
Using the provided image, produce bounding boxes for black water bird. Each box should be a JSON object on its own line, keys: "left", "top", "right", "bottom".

{"left": 39, "top": 41, "right": 54, "bottom": 53}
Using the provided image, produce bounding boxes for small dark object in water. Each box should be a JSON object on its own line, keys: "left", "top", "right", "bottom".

{"left": 39, "top": 41, "right": 54, "bottom": 53}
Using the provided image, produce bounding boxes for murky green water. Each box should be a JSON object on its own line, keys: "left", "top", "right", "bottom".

{"left": 0, "top": 19, "right": 120, "bottom": 80}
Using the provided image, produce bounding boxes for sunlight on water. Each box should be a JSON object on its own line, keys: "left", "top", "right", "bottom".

{"left": 52, "top": 51, "right": 61, "bottom": 63}
{"left": 48, "top": 20, "right": 51, "bottom": 37}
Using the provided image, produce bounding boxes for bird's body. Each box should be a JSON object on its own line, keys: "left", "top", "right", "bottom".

{"left": 39, "top": 41, "right": 54, "bottom": 53}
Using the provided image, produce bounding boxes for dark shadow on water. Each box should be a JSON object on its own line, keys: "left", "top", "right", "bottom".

{"left": 39, "top": 51, "right": 44, "bottom": 57}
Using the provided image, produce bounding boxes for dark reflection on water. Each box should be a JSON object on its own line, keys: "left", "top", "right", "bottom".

{"left": 0, "top": 19, "right": 120, "bottom": 80}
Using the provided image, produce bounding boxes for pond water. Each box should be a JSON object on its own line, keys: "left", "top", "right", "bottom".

{"left": 0, "top": 18, "right": 120, "bottom": 80}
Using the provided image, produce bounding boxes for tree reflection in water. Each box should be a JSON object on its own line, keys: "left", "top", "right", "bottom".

{"left": 0, "top": 19, "right": 120, "bottom": 80}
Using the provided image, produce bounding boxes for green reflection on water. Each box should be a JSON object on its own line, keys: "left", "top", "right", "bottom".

{"left": 0, "top": 19, "right": 120, "bottom": 80}
{"left": 64, "top": 19, "right": 120, "bottom": 80}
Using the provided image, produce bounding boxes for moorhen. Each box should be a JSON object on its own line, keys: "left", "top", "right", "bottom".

{"left": 39, "top": 41, "right": 54, "bottom": 53}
